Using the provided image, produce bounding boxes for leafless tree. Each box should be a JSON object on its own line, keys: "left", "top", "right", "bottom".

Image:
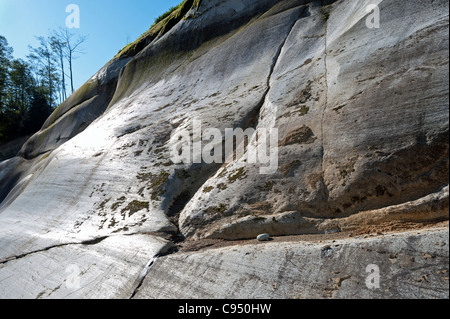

{"left": 50, "top": 35, "right": 67, "bottom": 101}
{"left": 53, "top": 28, "right": 87, "bottom": 94}
{"left": 28, "top": 36, "right": 59, "bottom": 108}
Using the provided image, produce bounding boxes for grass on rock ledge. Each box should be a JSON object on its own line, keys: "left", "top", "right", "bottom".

{"left": 115, "top": 0, "right": 202, "bottom": 59}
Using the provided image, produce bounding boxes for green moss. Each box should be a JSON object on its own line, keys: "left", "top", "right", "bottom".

{"left": 217, "top": 168, "right": 228, "bottom": 179}
{"left": 121, "top": 200, "right": 149, "bottom": 217}
{"left": 35, "top": 125, "right": 51, "bottom": 147}
{"left": 98, "top": 198, "right": 111, "bottom": 210}
{"left": 227, "top": 167, "right": 247, "bottom": 183}
{"left": 203, "top": 186, "right": 214, "bottom": 193}
{"left": 150, "top": 171, "right": 170, "bottom": 200}
{"left": 39, "top": 152, "right": 51, "bottom": 162}
{"left": 322, "top": 7, "right": 330, "bottom": 21}
{"left": 151, "top": 193, "right": 161, "bottom": 201}
{"left": 204, "top": 203, "right": 227, "bottom": 215}
{"left": 108, "top": 217, "right": 118, "bottom": 228}
{"left": 111, "top": 202, "right": 121, "bottom": 211}
{"left": 153, "top": 5, "right": 182, "bottom": 25}
{"left": 150, "top": 171, "right": 170, "bottom": 189}
{"left": 115, "top": 0, "right": 202, "bottom": 59}
{"left": 44, "top": 80, "right": 97, "bottom": 128}
{"left": 137, "top": 172, "right": 152, "bottom": 182}
{"left": 137, "top": 171, "right": 170, "bottom": 200}
{"left": 111, "top": 196, "right": 127, "bottom": 211}
{"left": 217, "top": 183, "right": 227, "bottom": 191}
{"left": 298, "top": 105, "right": 310, "bottom": 116}
{"left": 74, "top": 80, "right": 98, "bottom": 102}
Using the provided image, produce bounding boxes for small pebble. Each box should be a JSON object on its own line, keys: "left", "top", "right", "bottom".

{"left": 257, "top": 233, "right": 270, "bottom": 241}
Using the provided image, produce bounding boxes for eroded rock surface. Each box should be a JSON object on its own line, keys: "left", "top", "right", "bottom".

{"left": 134, "top": 228, "right": 449, "bottom": 299}
{"left": 0, "top": 0, "right": 448, "bottom": 299}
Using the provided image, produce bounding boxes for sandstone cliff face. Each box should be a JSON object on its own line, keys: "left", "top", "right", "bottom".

{"left": 0, "top": 0, "right": 448, "bottom": 299}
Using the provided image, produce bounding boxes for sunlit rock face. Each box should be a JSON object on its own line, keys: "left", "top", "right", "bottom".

{"left": 0, "top": 0, "right": 448, "bottom": 299}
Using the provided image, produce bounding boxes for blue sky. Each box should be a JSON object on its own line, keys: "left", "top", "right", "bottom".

{"left": 0, "top": 0, "right": 181, "bottom": 91}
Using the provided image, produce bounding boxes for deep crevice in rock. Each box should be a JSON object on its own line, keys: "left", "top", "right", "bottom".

{"left": 167, "top": 190, "right": 192, "bottom": 244}
{"left": 0, "top": 242, "right": 77, "bottom": 265}
{"left": 320, "top": 0, "right": 330, "bottom": 202}
{"left": 0, "top": 235, "right": 113, "bottom": 265}
{"left": 163, "top": 5, "right": 314, "bottom": 242}
{"left": 81, "top": 236, "right": 109, "bottom": 246}
{"left": 129, "top": 254, "right": 160, "bottom": 299}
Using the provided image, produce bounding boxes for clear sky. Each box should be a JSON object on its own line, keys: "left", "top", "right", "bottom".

{"left": 0, "top": 0, "right": 181, "bottom": 91}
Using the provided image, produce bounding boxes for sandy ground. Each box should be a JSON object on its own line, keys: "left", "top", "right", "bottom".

{"left": 177, "top": 220, "right": 449, "bottom": 253}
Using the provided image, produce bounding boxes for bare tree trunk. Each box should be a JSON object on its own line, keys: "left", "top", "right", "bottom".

{"left": 59, "top": 47, "right": 66, "bottom": 100}
{"left": 69, "top": 50, "right": 74, "bottom": 94}
{"left": 57, "top": 28, "right": 86, "bottom": 95}
{"left": 47, "top": 55, "right": 53, "bottom": 108}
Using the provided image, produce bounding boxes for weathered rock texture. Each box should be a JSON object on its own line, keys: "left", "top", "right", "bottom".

{"left": 0, "top": 0, "right": 448, "bottom": 299}
{"left": 0, "top": 136, "right": 30, "bottom": 162}
{"left": 135, "top": 227, "right": 449, "bottom": 299}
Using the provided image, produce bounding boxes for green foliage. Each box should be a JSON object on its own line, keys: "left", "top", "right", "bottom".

{"left": 0, "top": 35, "right": 55, "bottom": 145}
{"left": 25, "top": 87, "right": 53, "bottom": 133}
{"left": 28, "top": 36, "right": 60, "bottom": 108}
{"left": 115, "top": 0, "right": 202, "bottom": 59}
{"left": 0, "top": 36, "right": 13, "bottom": 114}
{"left": 0, "top": 29, "right": 88, "bottom": 147}
{"left": 153, "top": 5, "right": 181, "bottom": 26}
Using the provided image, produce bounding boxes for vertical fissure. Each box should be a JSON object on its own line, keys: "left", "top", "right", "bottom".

{"left": 129, "top": 254, "right": 160, "bottom": 299}
{"left": 128, "top": 8, "right": 309, "bottom": 298}
{"left": 320, "top": 1, "right": 330, "bottom": 201}
{"left": 252, "top": 5, "right": 310, "bottom": 129}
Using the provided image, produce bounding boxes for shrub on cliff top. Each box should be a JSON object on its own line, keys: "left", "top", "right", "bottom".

{"left": 115, "top": 0, "right": 202, "bottom": 59}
